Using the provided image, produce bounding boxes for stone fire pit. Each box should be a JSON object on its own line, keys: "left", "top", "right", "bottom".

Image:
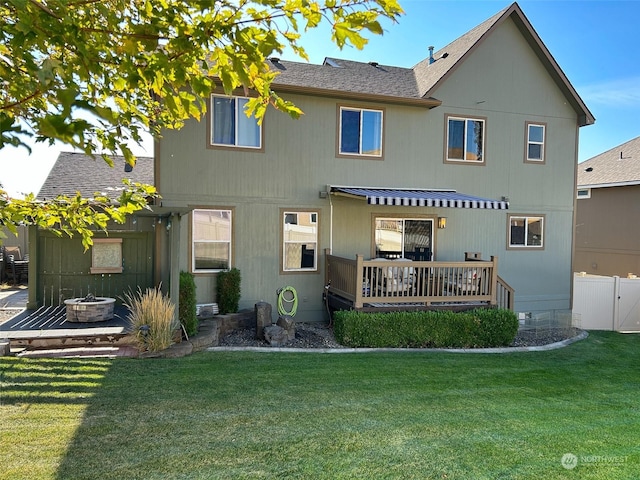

{"left": 64, "top": 295, "right": 116, "bottom": 323}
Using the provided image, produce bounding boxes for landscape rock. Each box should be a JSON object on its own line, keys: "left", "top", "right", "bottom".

{"left": 276, "top": 315, "right": 296, "bottom": 341}
{"left": 263, "top": 324, "right": 288, "bottom": 347}
{"left": 255, "top": 302, "right": 273, "bottom": 340}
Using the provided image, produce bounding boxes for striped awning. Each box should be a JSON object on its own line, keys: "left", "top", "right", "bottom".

{"left": 330, "top": 187, "right": 509, "bottom": 209}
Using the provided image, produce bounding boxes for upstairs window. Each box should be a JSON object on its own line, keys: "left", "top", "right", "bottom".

{"left": 283, "top": 210, "right": 318, "bottom": 272}
{"left": 525, "top": 122, "right": 546, "bottom": 163}
{"left": 446, "top": 115, "right": 485, "bottom": 164}
{"left": 210, "top": 94, "right": 261, "bottom": 149}
{"left": 192, "top": 209, "right": 232, "bottom": 272}
{"left": 508, "top": 215, "right": 544, "bottom": 249}
{"left": 339, "top": 106, "right": 383, "bottom": 157}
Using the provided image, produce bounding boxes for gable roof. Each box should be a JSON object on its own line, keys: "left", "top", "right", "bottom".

{"left": 414, "top": 2, "right": 594, "bottom": 127}
{"left": 577, "top": 136, "right": 640, "bottom": 188}
{"left": 38, "top": 152, "right": 154, "bottom": 200}
{"left": 268, "top": 2, "right": 594, "bottom": 126}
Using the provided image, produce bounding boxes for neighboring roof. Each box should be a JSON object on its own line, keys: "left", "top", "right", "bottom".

{"left": 268, "top": 2, "right": 594, "bottom": 126}
{"left": 37, "top": 152, "right": 154, "bottom": 200}
{"left": 577, "top": 136, "right": 640, "bottom": 188}
{"left": 330, "top": 186, "right": 509, "bottom": 210}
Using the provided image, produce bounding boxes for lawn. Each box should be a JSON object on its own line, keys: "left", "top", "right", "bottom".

{"left": 1, "top": 331, "right": 638, "bottom": 479}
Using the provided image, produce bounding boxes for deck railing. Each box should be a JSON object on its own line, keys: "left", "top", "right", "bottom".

{"left": 325, "top": 249, "right": 514, "bottom": 311}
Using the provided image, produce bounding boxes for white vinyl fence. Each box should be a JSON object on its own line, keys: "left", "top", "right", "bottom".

{"left": 572, "top": 273, "right": 640, "bottom": 332}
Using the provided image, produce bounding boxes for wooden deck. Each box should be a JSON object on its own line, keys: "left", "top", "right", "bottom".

{"left": 325, "top": 250, "right": 514, "bottom": 313}
{"left": 0, "top": 305, "right": 133, "bottom": 350}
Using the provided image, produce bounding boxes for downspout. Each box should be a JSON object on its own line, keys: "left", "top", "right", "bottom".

{"left": 329, "top": 189, "right": 333, "bottom": 254}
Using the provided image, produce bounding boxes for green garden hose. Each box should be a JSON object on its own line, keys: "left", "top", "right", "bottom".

{"left": 277, "top": 286, "right": 298, "bottom": 317}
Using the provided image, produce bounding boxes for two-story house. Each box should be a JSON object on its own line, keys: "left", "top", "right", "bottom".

{"left": 574, "top": 135, "right": 640, "bottom": 277}
{"left": 153, "top": 2, "right": 594, "bottom": 322}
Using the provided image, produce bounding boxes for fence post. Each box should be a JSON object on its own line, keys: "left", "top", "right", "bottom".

{"left": 613, "top": 275, "right": 620, "bottom": 331}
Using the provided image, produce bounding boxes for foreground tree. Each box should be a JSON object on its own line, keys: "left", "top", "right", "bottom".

{"left": 0, "top": 0, "right": 403, "bottom": 245}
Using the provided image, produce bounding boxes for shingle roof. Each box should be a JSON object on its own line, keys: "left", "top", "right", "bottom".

{"left": 270, "top": 57, "right": 423, "bottom": 100}
{"left": 577, "top": 136, "right": 640, "bottom": 188}
{"left": 413, "top": 7, "right": 507, "bottom": 96}
{"left": 267, "top": 2, "right": 594, "bottom": 125}
{"left": 37, "top": 152, "right": 154, "bottom": 200}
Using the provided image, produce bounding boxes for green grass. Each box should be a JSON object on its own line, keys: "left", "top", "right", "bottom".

{"left": 1, "top": 331, "right": 639, "bottom": 479}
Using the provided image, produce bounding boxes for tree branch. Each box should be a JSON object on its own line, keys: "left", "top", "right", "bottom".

{"left": 28, "top": 0, "right": 61, "bottom": 19}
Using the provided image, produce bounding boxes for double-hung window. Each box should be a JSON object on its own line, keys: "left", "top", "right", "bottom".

{"left": 210, "top": 94, "right": 261, "bottom": 148}
{"left": 446, "top": 115, "right": 485, "bottom": 164}
{"left": 339, "top": 106, "right": 383, "bottom": 157}
{"left": 283, "top": 211, "right": 318, "bottom": 272}
{"left": 508, "top": 215, "right": 544, "bottom": 249}
{"left": 525, "top": 122, "right": 546, "bottom": 163}
{"left": 192, "top": 209, "right": 232, "bottom": 272}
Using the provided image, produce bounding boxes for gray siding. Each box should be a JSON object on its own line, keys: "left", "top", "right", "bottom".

{"left": 158, "top": 17, "right": 582, "bottom": 320}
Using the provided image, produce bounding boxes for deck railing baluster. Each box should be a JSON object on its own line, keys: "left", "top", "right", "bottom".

{"left": 325, "top": 253, "right": 513, "bottom": 311}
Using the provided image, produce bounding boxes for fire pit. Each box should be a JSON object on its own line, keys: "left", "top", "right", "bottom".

{"left": 64, "top": 295, "right": 116, "bottom": 323}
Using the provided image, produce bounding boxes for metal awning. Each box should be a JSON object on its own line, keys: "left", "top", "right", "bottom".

{"left": 330, "top": 186, "right": 508, "bottom": 209}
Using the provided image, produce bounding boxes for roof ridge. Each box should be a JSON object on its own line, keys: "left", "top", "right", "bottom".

{"left": 412, "top": 4, "right": 512, "bottom": 96}
{"left": 581, "top": 135, "right": 640, "bottom": 164}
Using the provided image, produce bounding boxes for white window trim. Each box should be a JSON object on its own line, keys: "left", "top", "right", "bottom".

{"left": 525, "top": 122, "right": 546, "bottom": 163}
{"left": 210, "top": 94, "right": 262, "bottom": 149}
{"left": 282, "top": 210, "right": 319, "bottom": 273}
{"left": 192, "top": 208, "right": 232, "bottom": 273}
{"left": 508, "top": 215, "right": 544, "bottom": 249}
{"left": 445, "top": 115, "right": 486, "bottom": 164}
{"left": 338, "top": 106, "right": 384, "bottom": 158}
{"left": 577, "top": 188, "right": 591, "bottom": 199}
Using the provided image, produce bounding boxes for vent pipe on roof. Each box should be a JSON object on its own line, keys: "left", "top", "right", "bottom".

{"left": 369, "top": 61, "right": 379, "bottom": 67}
{"left": 428, "top": 46, "right": 435, "bottom": 64}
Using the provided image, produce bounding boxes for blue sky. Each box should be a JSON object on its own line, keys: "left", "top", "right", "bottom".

{"left": 1, "top": 0, "right": 639, "bottom": 197}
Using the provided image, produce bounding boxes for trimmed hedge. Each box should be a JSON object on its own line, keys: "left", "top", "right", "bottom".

{"left": 333, "top": 308, "right": 518, "bottom": 348}
{"left": 179, "top": 271, "right": 198, "bottom": 337}
{"left": 216, "top": 268, "right": 241, "bottom": 314}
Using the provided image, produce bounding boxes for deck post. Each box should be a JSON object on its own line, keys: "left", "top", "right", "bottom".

{"left": 354, "top": 254, "right": 364, "bottom": 309}
{"left": 490, "top": 256, "right": 498, "bottom": 305}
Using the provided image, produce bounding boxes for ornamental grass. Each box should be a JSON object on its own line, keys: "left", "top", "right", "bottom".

{"left": 124, "top": 286, "right": 177, "bottom": 352}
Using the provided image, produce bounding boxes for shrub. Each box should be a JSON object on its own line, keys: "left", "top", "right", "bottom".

{"left": 124, "top": 286, "right": 178, "bottom": 352}
{"left": 333, "top": 308, "right": 518, "bottom": 348}
{"left": 179, "top": 271, "right": 198, "bottom": 337}
{"left": 216, "top": 268, "right": 241, "bottom": 314}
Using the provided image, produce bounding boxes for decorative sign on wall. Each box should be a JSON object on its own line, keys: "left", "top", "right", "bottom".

{"left": 90, "top": 238, "right": 123, "bottom": 274}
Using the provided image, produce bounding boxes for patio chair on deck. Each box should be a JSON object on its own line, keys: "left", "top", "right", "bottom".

{"left": 375, "top": 258, "right": 414, "bottom": 295}
{"left": 446, "top": 268, "right": 480, "bottom": 295}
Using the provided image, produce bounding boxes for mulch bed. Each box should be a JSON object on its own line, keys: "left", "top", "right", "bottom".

{"left": 219, "top": 323, "right": 583, "bottom": 349}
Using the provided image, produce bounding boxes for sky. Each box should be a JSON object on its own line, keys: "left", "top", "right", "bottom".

{"left": 2, "top": 0, "right": 639, "bottom": 197}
